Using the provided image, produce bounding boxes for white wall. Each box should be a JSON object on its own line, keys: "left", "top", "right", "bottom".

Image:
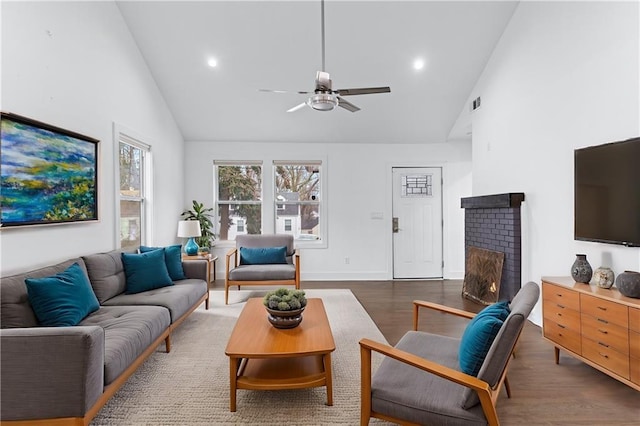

{"left": 1, "top": 1, "right": 185, "bottom": 275}
{"left": 184, "top": 140, "right": 471, "bottom": 281}
{"left": 466, "top": 1, "right": 640, "bottom": 323}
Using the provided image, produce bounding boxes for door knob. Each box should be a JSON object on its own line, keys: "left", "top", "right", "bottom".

{"left": 392, "top": 217, "right": 399, "bottom": 233}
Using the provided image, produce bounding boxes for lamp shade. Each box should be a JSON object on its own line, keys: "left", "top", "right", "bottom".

{"left": 177, "top": 220, "right": 201, "bottom": 238}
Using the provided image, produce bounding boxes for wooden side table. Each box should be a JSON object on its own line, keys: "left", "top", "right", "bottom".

{"left": 182, "top": 253, "right": 218, "bottom": 284}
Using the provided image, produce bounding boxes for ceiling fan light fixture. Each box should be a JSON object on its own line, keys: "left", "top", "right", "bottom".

{"left": 307, "top": 93, "right": 338, "bottom": 111}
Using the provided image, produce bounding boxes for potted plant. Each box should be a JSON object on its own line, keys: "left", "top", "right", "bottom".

{"left": 181, "top": 200, "right": 215, "bottom": 253}
{"left": 263, "top": 288, "right": 307, "bottom": 329}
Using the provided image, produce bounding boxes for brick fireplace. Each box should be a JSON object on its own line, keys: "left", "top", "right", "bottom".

{"left": 461, "top": 193, "right": 525, "bottom": 302}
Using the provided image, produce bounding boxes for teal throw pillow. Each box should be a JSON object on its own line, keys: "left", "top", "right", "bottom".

{"left": 458, "top": 302, "right": 511, "bottom": 376}
{"left": 25, "top": 262, "right": 100, "bottom": 327}
{"left": 140, "top": 244, "right": 186, "bottom": 281}
{"left": 239, "top": 246, "right": 287, "bottom": 265}
{"left": 122, "top": 249, "right": 173, "bottom": 294}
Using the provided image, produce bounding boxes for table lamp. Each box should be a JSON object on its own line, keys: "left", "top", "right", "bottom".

{"left": 177, "top": 220, "right": 201, "bottom": 255}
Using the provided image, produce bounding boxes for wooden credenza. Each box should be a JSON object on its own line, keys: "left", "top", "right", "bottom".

{"left": 542, "top": 277, "right": 640, "bottom": 391}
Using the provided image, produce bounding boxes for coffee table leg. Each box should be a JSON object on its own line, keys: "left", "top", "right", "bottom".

{"left": 323, "top": 352, "right": 333, "bottom": 406}
{"left": 229, "top": 357, "right": 238, "bottom": 412}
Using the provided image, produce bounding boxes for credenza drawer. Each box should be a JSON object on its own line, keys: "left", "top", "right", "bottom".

{"left": 543, "top": 283, "right": 580, "bottom": 311}
{"left": 631, "top": 330, "right": 640, "bottom": 359}
{"left": 581, "top": 313, "right": 629, "bottom": 354}
{"left": 544, "top": 302, "right": 581, "bottom": 330}
{"left": 582, "top": 337, "right": 629, "bottom": 379}
{"left": 631, "top": 356, "right": 640, "bottom": 385}
{"left": 544, "top": 320, "right": 581, "bottom": 355}
{"left": 581, "top": 294, "right": 628, "bottom": 328}
{"left": 630, "top": 307, "right": 640, "bottom": 333}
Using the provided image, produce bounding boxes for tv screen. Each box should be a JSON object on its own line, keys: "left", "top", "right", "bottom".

{"left": 574, "top": 137, "right": 640, "bottom": 247}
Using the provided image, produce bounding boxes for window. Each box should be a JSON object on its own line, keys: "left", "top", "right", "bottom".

{"left": 274, "top": 161, "right": 322, "bottom": 241}
{"left": 118, "top": 134, "right": 151, "bottom": 250}
{"left": 214, "top": 161, "right": 262, "bottom": 241}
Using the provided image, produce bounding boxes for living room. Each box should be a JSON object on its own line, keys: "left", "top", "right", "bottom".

{"left": 1, "top": 1, "right": 639, "bottom": 425}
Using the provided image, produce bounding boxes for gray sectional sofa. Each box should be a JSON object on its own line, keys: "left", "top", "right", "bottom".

{"left": 0, "top": 249, "right": 209, "bottom": 425}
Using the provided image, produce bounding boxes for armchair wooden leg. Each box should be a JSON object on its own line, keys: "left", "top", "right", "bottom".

{"left": 165, "top": 335, "right": 171, "bottom": 353}
{"left": 360, "top": 343, "right": 373, "bottom": 426}
{"left": 504, "top": 376, "right": 512, "bottom": 398}
{"left": 225, "top": 285, "right": 229, "bottom": 305}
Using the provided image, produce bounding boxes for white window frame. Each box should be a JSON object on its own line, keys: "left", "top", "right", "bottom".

{"left": 114, "top": 124, "right": 153, "bottom": 248}
{"left": 212, "top": 158, "right": 327, "bottom": 249}
{"left": 213, "top": 160, "right": 263, "bottom": 242}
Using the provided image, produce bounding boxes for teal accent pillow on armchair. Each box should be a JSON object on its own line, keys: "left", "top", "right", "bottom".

{"left": 458, "top": 301, "right": 511, "bottom": 376}
{"left": 25, "top": 262, "right": 100, "bottom": 327}
{"left": 122, "top": 249, "right": 173, "bottom": 294}
{"left": 140, "top": 244, "right": 187, "bottom": 280}
{"left": 239, "top": 246, "right": 287, "bottom": 265}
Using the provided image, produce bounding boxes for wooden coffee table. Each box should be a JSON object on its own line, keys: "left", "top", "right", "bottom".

{"left": 225, "top": 298, "right": 336, "bottom": 411}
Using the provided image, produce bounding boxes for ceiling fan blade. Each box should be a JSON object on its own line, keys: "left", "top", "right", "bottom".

{"left": 259, "top": 89, "right": 311, "bottom": 94}
{"left": 287, "top": 102, "right": 308, "bottom": 113}
{"left": 337, "top": 97, "right": 360, "bottom": 112}
{"left": 335, "top": 87, "right": 391, "bottom": 96}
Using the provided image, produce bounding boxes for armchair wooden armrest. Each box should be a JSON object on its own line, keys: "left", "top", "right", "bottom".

{"left": 359, "top": 338, "right": 499, "bottom": 426}
{"left": 412, "top": 300, "right": 476, "bottom": 331}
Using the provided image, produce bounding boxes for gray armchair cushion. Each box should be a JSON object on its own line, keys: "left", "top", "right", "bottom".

{"left": 461, "top": 281, "right": 540, "bottom": 409}
{"left": 79, "top": 305, "right": 170, "bottom": 385}
{"left": 1, "top": 258, "right": 87, "bottom": 329}
{"left": 228, "top": 264, "right": 296, "bottom": 281}
{"left": 101, "top": 280, "right": 207, "bottom": 323}
{"left": 371, "top": 332, "right": 486, "bottom": 425}
{"left": 236, "top": 234, "right": 294, "bottom": 256}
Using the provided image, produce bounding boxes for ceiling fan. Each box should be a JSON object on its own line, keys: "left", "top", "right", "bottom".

{"left": 260, "top": 0, "right": 391, "bottom": 113}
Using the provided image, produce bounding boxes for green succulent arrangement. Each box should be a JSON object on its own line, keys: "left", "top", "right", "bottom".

{"left": 263, "top": 288, "right": 307, "bottom": 311}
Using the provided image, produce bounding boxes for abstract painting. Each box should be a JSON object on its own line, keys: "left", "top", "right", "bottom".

{"left": 1, "top": 113, "right": 99, "bottom": 227}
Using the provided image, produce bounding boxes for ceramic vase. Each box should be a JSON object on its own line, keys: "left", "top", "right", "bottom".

{"left": 593, "top": 266, "right": 615, "bottom": 289}
{"left": 615, "top": 271, "right": 640, "bottom": 298}
{"left": 571, "top": 254, "right": 592, "bottom": 283}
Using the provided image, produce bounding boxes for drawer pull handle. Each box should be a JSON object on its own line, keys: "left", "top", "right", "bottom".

{"left": 597, "top": 306, "right": 607, "bottom": 311}
{"left": 599, "top": 352, "right": 609, "bottom": 359}
{"left": 597, "top": 329, "right": 608, "bottom": 334}
{"left": 597, "top": 318, "right": 609, "bottom": 324}
{"left": 556, "top": 293, "right": 563, "bottom": 297}
{"left": 557, "top": 304, "right": 565, "bottom": 309}
{"left": 598, "top": 341, "right": 609, "bottom": 348}
{"left": 557, "top": 324, "right": 566, "bottom": 329}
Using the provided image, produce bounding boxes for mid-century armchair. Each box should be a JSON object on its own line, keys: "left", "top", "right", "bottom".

{"left": 225, "top": 234, "right": 300, "bottom": 304}
{"left": 360, "top": 281, "right": 540, "bottom": 426}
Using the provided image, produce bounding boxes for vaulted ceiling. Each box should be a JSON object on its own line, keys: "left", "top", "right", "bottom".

{"left": 117, "top": 1, "right": 518, "bottom": 144}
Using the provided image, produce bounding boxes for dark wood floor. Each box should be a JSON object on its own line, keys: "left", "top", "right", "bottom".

{"left": 300, "top": 279, "right": 640, "bottom": 425}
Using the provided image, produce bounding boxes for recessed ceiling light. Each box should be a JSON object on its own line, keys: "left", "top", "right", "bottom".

{"left": 413, "top": 58, "right": 425, "bottom": 71}
{"left": 207, "top": 58, "right": 218, "bottom": 68}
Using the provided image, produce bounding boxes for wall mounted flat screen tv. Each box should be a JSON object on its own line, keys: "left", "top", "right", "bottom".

{"left": 574, "top": 137, "right": 640, "bottom": 247}
{"left": 0, "top": 112, "right": 99, "bottom": 227}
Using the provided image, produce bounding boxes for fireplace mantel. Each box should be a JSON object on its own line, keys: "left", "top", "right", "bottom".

{"left": 461, "top": 193, "right": 525, "bottom": 209}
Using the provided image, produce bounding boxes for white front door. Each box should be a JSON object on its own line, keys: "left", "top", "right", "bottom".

{"left": 392, "top": 167, "right": 443, "bottom": 279}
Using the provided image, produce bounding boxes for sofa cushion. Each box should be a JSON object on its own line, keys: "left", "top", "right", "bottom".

{"left": 140, "top": 245, "right": 187, "bottom": 281}
{"left": 239, "top": 246, "right": 287, "bottom": 265}
{"left": 82, "top": 251, "right": 129, "bottom": 304}
{"left": 458, "top": 303, "right": 507, "bottom": 376}
{"left": 79, "top": 305, "right": 170, "bottom": 385}
{"left": 25, "top": 263, "right": 100, "bottom": 327}
{"left": 371, "top": 331, "right": 486, "bottom": 425}
{"left": 102, "top": 280, "right": 207, "bottom": 323}
{"left": 228, "top": 264, "right": 296, "bottom": 281}
{"left": 1, "top": 258, "right": 87, "bottom": 329}
{"left": 121, "top": 250, "right": 173, "bottom": 294}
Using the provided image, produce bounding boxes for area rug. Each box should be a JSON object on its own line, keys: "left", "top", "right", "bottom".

{"left": 91, "top": 289, "right": 388, "bottom": 425}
